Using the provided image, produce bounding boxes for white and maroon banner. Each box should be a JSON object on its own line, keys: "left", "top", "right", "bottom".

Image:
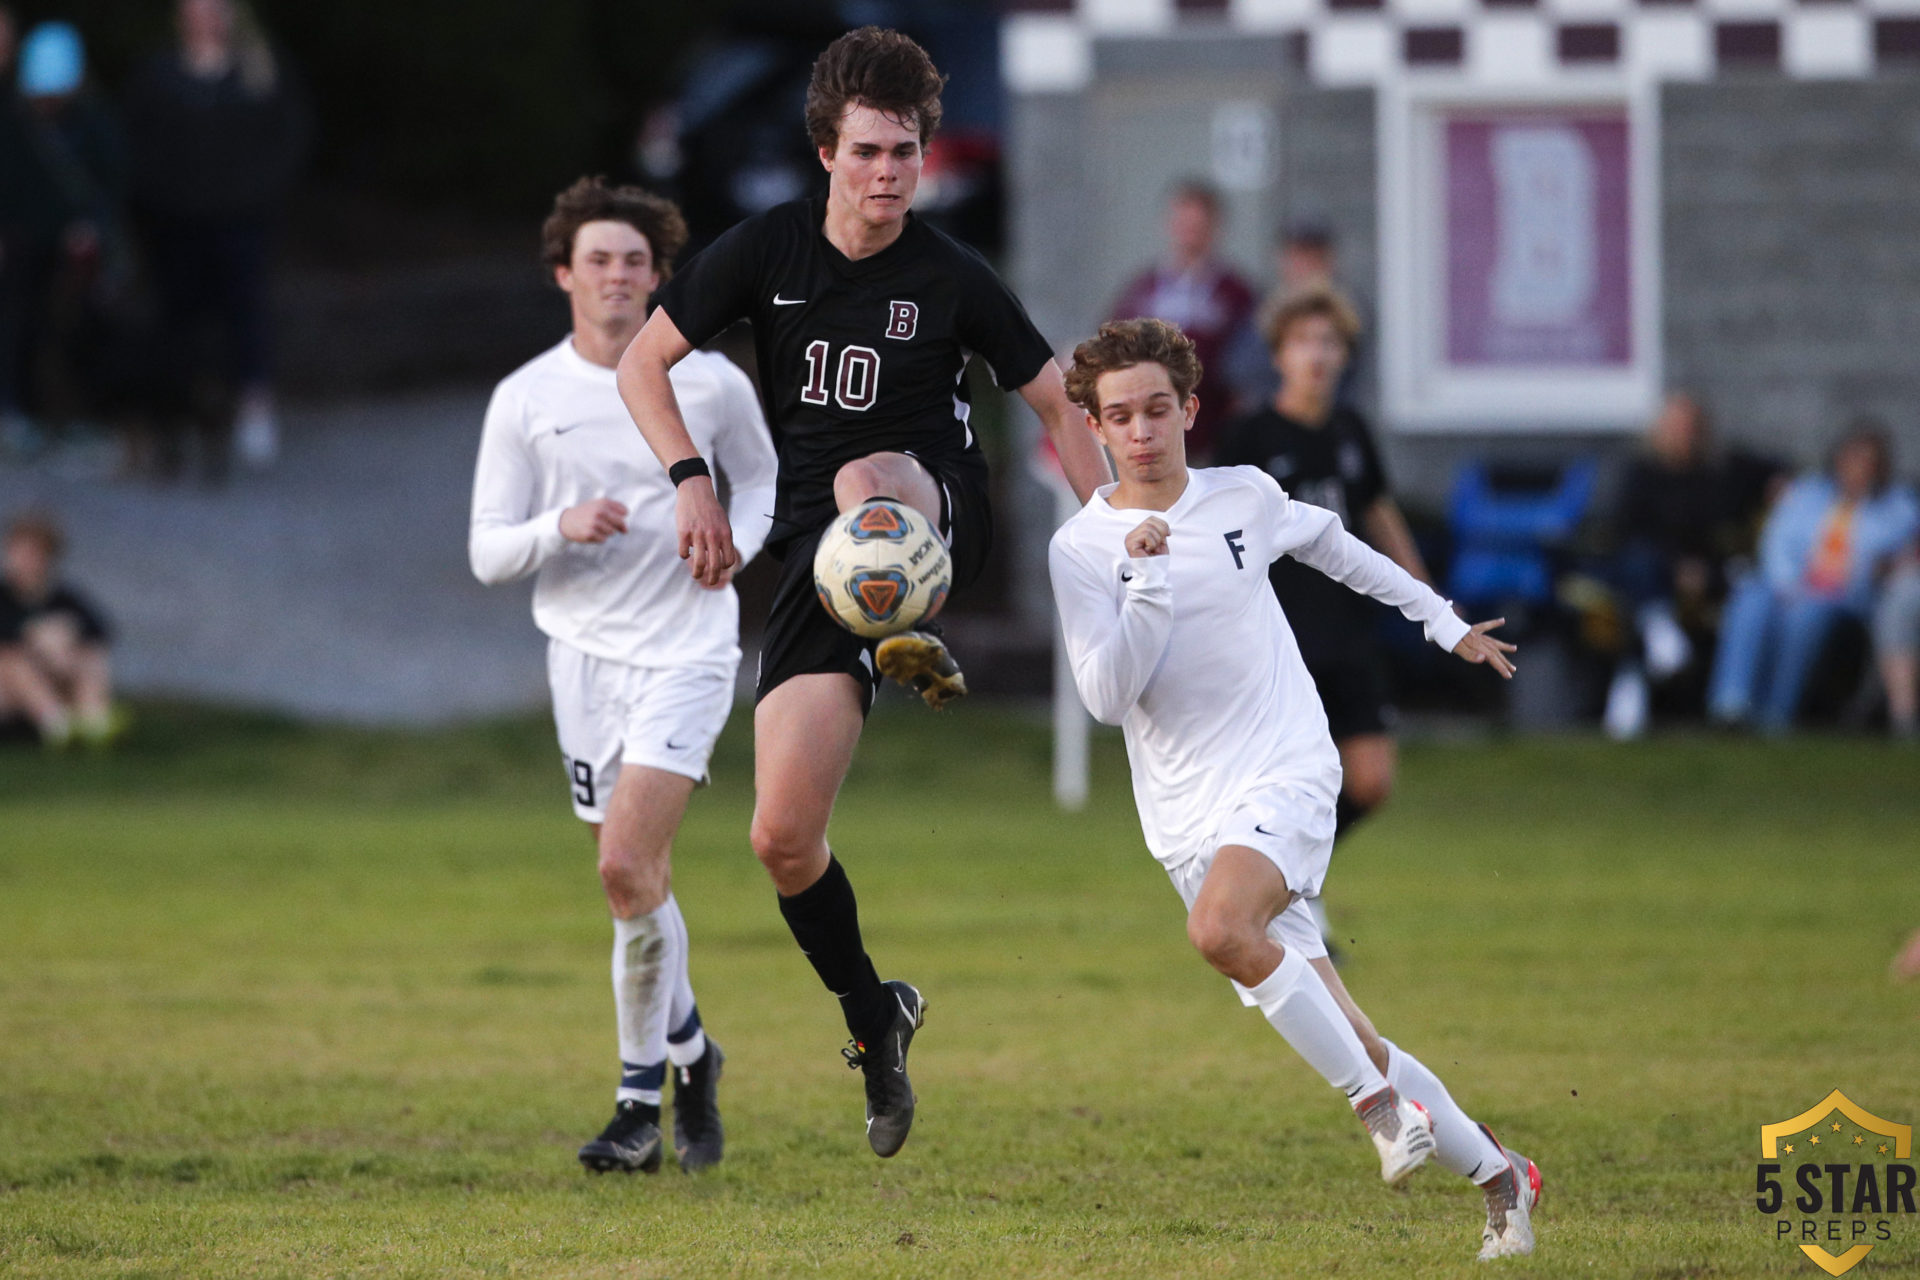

{"left": 1444, "top": 112, "right": 1633, "bottom": 371}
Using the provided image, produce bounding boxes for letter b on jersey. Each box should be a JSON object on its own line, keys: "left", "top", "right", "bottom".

{"left": 886, "top": 301, "right": 918, "bottom": 341}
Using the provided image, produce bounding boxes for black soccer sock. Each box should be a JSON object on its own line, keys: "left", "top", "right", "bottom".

{"left": 776, "top": 855, "right": 893, "bottom": 1045}
{"left": 1334, "top": 793, "right": 1374, "bottom": 844}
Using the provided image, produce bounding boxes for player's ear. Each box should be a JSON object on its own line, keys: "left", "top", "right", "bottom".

{"left": 818, "top": 143, "right": 834, "bottom": 173}
{"left": 1182, "top": 395, "right": 1200, "bottom": 431}
{"left": 553, "top": 263, "right": 573, "bottom": 294}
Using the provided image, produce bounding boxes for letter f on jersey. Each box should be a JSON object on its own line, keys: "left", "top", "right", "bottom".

{"left": 1224, "top": 530, "right": 1247, "bottom": 570}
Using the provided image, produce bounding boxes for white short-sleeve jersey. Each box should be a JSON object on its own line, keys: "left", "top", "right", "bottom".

{"left": 1048, "top": 465, "right": 1471, "bottom": 869}
{"left": 469, "top": 339, "right": 778, "bottom": 672}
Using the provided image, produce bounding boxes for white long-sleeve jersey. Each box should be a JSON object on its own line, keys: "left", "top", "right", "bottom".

{"left": 1049, "top": 466, "right": 1472, "bottom": 869}
{"left": 469, "top": 339, "right": 777, "bottom": 672}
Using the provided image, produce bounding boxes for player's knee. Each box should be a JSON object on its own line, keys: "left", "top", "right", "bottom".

{"left": 1345, "top": 771, "right": 1392, "bottom": 813}
{"left": 1186, "top": 906, "right": 1256, "bottom": 973}
{"left": 833, "top": 457, "right": 890, "bottom": 507}
{"left": 597, "top": 839, "right": 667, "bottom": 914}
{"left": 1341, "top": 749, "right": 1395, "bottom": 811}
{"left": 749, "top": 811, "right": 818, "bottom": 878}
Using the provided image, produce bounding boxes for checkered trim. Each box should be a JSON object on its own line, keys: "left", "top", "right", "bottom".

{"left": 1003, "top": 0, "right": 1920, "bottom": 92}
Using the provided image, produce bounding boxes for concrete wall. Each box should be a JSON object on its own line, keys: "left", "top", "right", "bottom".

{"left": 1662, "top": 77, "right": 1920, "bottom": 476}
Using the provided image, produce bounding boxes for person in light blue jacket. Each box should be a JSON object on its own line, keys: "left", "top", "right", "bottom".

{"left": 1708, "top": 422, "right": 1919, "bottom": 732}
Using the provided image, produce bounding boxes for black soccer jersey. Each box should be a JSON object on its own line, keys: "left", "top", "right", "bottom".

{"left": 654, "top": 195, "right": 1054, "bottom": 552}
{"left": 1216, "top": 404, "right": 1391, "bottom": 657}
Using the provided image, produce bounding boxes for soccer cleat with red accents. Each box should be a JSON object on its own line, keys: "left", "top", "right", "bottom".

{"left": 1475, "top": 1123, "right": 1542, "bottom": 1260}
{"left": 1356, "top": 1087, "right": 1437, "bottom": 1187}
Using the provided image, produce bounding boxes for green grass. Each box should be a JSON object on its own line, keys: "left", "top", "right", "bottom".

{"left": 2, "top": 704, "right": 1917, "bottom": 1278}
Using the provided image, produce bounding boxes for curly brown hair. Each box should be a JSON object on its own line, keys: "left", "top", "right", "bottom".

{"left": 1064, "top": 319, "right": 1204, "bottom": 415}
{"left": 1260, "top": 284, "right": 1362, "bottom": 355}
{"left": 539, "top": 177, "right": 688, "bottom": 281}
{"left": 805, "top": 26, "right": 946, "bottom": 152}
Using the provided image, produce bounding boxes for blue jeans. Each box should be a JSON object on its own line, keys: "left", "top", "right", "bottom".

{"left": 1707, "top": 576, "right": 1849, "bottom": 731}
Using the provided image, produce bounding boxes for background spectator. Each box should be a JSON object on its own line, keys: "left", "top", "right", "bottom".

{"left": 1601, "top": 392, "right": 1783, "bottom": 737}
{"left": 1707, "top": 423, "right": 1919, "bottom": 733}
{"left": 2, "top": 21, "right": 128, "bottom": 450}
{"left": 1225, "top": 218, "right": 1369, "bottom": 412}
{"left": 0, "top": 510, "right": 118, "bottom": 747}
{"left": 1871, "top": 541, "right": 1920, "bottom": 740}
{"left": 1106, "top": 179, "right": 1256, "bottom": 460}
{"left": 125, "top": 0, "right": 309, "bottom": 482}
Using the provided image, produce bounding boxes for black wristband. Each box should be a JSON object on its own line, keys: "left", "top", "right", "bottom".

{"left": 669, "top": 457, "right": 712, "bottom": 487}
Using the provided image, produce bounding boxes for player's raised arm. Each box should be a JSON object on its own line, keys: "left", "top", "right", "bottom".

{"left": 617, "top": 307, "right": 737, "bottom": 586}
{"left": 1048, "top": 532, "right": 1175, "bottom": 725}
{"left": 1020, "top": 360, "right": 1113, "bottom": 504}
{"left": 1261, "top": 476, "right": 1493, "bottom": 662}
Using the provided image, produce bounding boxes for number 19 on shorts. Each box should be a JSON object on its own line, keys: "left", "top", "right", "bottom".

{"left": 800, "top": 340, "right": 880, "bottom": 412}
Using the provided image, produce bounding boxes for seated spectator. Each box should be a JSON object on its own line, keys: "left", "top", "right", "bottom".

{"left": 1707, "top": 423, "right": 1919, "bottom": 734}
{"left": 1107, "top": 179, "right": 1256, "bottom": 460}
{"left": 1602, "top": 392, "right": 1782, "bottom": 737}
{"left": 1872, "top": 541, "right": 1920, "bottom": 740}
{"left": 0, "top": 511, "right": 119, "bottom": 747}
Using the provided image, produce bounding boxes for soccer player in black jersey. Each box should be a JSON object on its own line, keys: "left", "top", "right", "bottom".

{"left": 1216, "top": 288, "right": 1436, "bottom": 935}
{"left": 616, "top": 27, "right": 1110, "bottom": 1157}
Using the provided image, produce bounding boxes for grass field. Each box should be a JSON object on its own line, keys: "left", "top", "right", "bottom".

{"left": 2, "top": 703, "right": 1917, "bottom": 1278}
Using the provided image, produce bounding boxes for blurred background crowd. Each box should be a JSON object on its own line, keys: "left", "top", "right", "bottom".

{"left": 3, "top": 0, "right": 1917, "bottom": 746}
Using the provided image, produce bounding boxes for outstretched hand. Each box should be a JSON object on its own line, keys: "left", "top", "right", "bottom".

{"left": 1452, "top": 617, "right": 1517, "bottom": 679}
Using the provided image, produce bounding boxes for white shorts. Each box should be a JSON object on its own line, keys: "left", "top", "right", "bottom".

{"left": 1164, "top": 782, "right": 1335, "bottom": 1006}
{"left": 547, "top": 639, "right": 736, "bottom": 824}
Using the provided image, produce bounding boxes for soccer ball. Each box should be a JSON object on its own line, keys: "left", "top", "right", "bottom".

{"left": 812, "top": 500, "right": 952, "bottom": 639}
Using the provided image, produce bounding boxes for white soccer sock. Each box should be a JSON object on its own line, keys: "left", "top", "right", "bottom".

{"left": 1384, "top": 1039, "right": 1509, "bottom": 1183}
{"left": 1244, "top": 947, "right": 1387, "bottom": 1104}
{"left": 612, "top": 905, "right": 675, "bottom": 1105}
{"left": 659, "top": 895, "right": 707, "bottom": 1068}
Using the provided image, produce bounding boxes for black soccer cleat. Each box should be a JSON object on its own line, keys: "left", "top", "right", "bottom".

{"left": 875, "top": 630, "right": 967, "bottom": 710}
{"left": 577, "top": 1099, "right": 663, "bottom": 1174}
{"left": 671, "top": 1039, "right": 725, "bottom": 1173}
{"left": 841, "top": 980, "right": 927, "bottom": 1158}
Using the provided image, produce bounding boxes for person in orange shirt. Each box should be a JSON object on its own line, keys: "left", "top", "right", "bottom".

{"left": 1707, "top": 424, "right": 1919, "bottom": 732}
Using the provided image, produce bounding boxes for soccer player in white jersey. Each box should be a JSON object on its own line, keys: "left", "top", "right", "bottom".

{"left": 1050, "top": 319, "right": 1541, "bottom": 1261}
{"left": 469, "top": 178, "right": 777, "bottom": 1176}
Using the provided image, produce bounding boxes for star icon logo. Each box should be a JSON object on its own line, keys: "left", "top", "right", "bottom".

{"left": 1853, "top": 1135, "right": 1864, "bottom": 1146}
{"left": 1784, "top": 1143, "right": 1796, "bottom": 1153}
{"left": 1832, "top": 1122, "right": 1843, "bottom": 1132}
{"left": 1810, "top": 1136, "right": 1821, "bottom": 1145}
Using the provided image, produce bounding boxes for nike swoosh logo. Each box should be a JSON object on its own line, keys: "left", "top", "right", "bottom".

{"left": 553, "top": 423, "right": 587, "bottom": 435}
{"left": 666, "top": 739, "right": 687, "bottom": 750}
{"left": 1254, "top": 824, "right": 1278, "bottom": 837}
{"left": 1120, "top": 572, "right": 1134, "bottom": 582}
{"left": 773, "top": 294, "right": 804, "bottom": 306}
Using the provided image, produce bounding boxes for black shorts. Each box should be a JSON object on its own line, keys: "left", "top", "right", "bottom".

{"left": 755, "top": 455, "right": 992, "bottom": 713}
{"left": 1302, "top": 641, "right": 1397, "bottom": 742}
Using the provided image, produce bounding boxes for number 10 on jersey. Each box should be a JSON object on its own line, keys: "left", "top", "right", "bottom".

{"left": 801, "top": 340, "right": 880, "bottom": 412}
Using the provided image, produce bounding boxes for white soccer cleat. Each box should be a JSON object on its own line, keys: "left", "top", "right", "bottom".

{"left": 1475, "top": 1124, "right": 1542, "bottom": 1261}
{"left": 1356, "top": 1087, "right": 1436, "bottom": 1187}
